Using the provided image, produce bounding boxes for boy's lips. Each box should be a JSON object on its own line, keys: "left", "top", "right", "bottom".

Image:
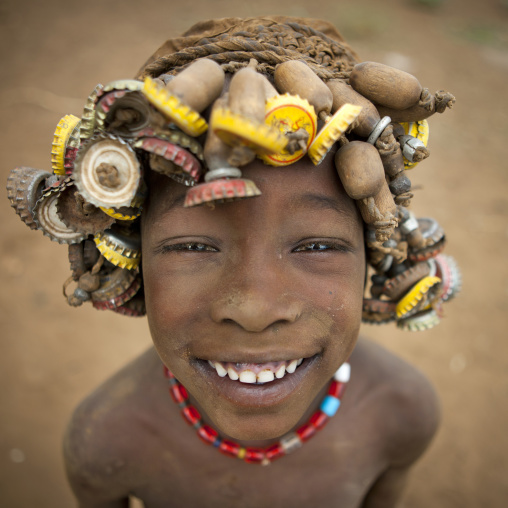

{"left": 207, "top": 358, "right": 304, "bottom": 384}
{"left": 192, "top": 354, "right": 320, "bottom": 409}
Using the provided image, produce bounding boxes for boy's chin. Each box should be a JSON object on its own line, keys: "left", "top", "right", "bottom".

{"left": 207, "top": 404, "right": 309, "bottom": 444}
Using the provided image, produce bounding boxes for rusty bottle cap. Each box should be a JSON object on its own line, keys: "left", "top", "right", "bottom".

{"left": 6, "top": 166, "right": 51, "bottom": 230}
{"left": 33, "top": 178, "right": 87, "bottom": 244}
{"left": 56, "top": 183, "right": 115, "bottom": 235}
{"left": 74, "top": 134, "right": 141, "bottom": 208}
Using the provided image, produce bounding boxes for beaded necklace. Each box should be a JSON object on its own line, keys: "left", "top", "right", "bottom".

{"left": 163, "top": 362, "right": 351, "bottom": 466}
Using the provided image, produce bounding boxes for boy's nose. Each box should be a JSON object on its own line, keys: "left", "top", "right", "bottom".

{"left": 209, "top": 261, "right": 302, "bottom": 333}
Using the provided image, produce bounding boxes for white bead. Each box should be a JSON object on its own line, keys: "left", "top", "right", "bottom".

{"left": 334, "top": 362, "right": 351, "bottom": 383}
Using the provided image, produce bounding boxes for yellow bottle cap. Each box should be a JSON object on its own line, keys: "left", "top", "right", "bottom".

{"left": 396, "top": 275, "right": 442, "bottom": 319}
{"left": 259, "top": 94, "right": 317, "bottom": 167}
{"left": 142, "top": 77, "right": 207, "bottom": 137}
{"left": 400, "top": 119, "right": 429, "bottom": 169}
{"left": 211, "top": 108, "right": 287, "bottom": 156}
{"left": 307, "top": 104, "right": 362, "bottom": 165}
{"left": 51, "top": 114, "right": 81, "bottom": 175}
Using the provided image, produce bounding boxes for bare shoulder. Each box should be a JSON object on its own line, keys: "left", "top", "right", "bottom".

{"left": 350, "top": 337, "right": 441, "bottom": 467}
{"left": 63, "top": 347, "right": 163, "bottom": 504}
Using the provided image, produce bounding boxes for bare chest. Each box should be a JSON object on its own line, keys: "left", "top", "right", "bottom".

{"left": 133, "top": 425, "right": 385, "bottom": 508}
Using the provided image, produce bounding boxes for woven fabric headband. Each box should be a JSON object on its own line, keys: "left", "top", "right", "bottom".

{"left": 6, "top": 16, "right": 461, "bottom": 331}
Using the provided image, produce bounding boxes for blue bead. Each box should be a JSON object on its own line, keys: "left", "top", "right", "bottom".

{"left": 213, "top": 438, "right": 221, "bottom": 448}
{"left": 320, "top": 395, "right": 340, "bottom": 417}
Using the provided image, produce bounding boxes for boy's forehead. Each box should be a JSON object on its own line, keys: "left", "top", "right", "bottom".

{"left": 145, "top": 151, "right": 360, "bottom": 222}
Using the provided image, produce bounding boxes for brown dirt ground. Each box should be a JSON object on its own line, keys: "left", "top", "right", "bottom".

{"left": 1, "top": 0, "right": 507, "bottom": 506}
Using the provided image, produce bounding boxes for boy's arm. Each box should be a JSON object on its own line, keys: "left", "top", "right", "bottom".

{"left": 361, "top": 360, "right": 441, "bottom": 508}
{"left": 360, "top": 466, "right": 410, "bottom": 508}
{"left": 63, "top": 401, "right": 134, "bottom": 508}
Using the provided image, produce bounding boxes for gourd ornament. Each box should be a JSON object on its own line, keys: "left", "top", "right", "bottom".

{"left": 211, "top": 61, "right": 287, "bottom": 164}
{"left": 142, "top": 58, "right": 225, "bottom": 137}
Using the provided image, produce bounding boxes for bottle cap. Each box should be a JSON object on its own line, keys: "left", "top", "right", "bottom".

{"left": 259, "top": 94, "right": 317, "bottom": 166}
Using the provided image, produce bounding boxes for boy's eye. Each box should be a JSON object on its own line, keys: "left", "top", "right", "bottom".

{"left": 293, "top": 241, "right": 350, "bottom": 253}
{"left": 159, "top": 242, "right": 218, "bottom": 253}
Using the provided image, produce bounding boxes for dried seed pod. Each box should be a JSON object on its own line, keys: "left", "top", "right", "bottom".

{"left": 326, "top": 79, "right": 380, "bottom": 137}
{"left": 350, "top": 62, "right": 422, "bottom": 110}
{"left": 165, "top": 59, "right": 225, "bottom": 113}
{"left": 334, "top": 141, "right": 385, "bottom": 200}
{"left": 212, "top": 103, "right": 286, "bottom": 159}
{"left": 377, "top": 89, "right": 456, "bottom": 123}
{"left": 68, "top": 243, "right": 86, "bottom": 281}
{"left": 375, "top": 125, "right": 405, "bottom": 178}
{"left": 263, "top": 78, "right": 278, "bottom": 100}
{"left": 78, "top": 271, "right": 101, "bottom": 293}
{"left": 185, "top": 96, "right": 261, "bottom": 208}
{"left": 357, "top": 179, "right": 398, "bottom": 243}
{"left": 388, "top": 172, "right": 412, "bottom": 196}
{"left": 274, "top": 60, "right": 333, "bottom": 118}
{"left": 228, "top": 65, "right": 267, "bottom": 124}
{"left": 6, "top": 166, "right": 51, "bottom": 230}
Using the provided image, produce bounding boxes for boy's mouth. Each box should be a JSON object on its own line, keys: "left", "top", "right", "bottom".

{"left": 207, "top": 358, "right": 304, "bottom": 384}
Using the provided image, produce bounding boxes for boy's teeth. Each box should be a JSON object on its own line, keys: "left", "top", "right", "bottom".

{"left": 215, "top": 362, "right": 227, "bottom": 377}
{"left": 208, "top": 359, "right": 304, "bottom": 384}
{"left": 239, "top": 370, "right": 256, "bottom": 383}
{"left": 257, "top": 370, "right": 275, "bottom": 383}
{"left": 286, "top": 359, "right": 298, "bottom": 374}
{"left": 275, "top": 364, "right": 286, "bottom": 379}
{"left": 227, "top": 366, "right": 239, "bottom": 381}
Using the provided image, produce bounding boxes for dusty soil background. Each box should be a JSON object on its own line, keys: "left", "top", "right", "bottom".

{"left": 1, "top": 0, "right": 507, "bottom": 506}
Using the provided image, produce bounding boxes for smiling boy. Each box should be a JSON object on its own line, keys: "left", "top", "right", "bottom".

{"left": 62, "top": 156, "right": 439, "bottom": 507}
{"left": 7, "top": 16, "right": 459, "bottom": 508}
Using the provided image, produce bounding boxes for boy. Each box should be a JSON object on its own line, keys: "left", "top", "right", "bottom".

{"left": 7, "top": 16, "right": 458, "bottom": 507}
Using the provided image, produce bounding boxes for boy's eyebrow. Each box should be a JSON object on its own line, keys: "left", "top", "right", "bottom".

{"left": 293, "top": 192, "right": 357, "bottom": 218}
{"left": 162, "top": 193, "right": 186, "bottom": 212}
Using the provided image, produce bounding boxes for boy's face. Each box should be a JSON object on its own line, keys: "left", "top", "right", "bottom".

{"left": 141, "top": 152, "right": 365, "bottom": 441}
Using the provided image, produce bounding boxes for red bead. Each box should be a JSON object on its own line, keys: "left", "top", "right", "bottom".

{"left": 219, "top": 439, "right": 241, "bottom": 457}
{"left": 265, "top": 443, "right": 285, "bottom": 462}
{"left": 244, "top": 448, "right": 265, "bottom": 463}
{"left": 328, "top": 380, "right": 345, "bottom": 399}
{"left": 309, "top": 410, "right": 329, "bottom": 430}
{"left": 169, "top": 384, "right": 188, "bottom": 404}
{"left": 181, "top": 405, "right": 201, "bottom": 426}
{"left": 296, "top": 423, "right": 317, "bottom": 442}
{"left": 198, "top": 424, "right": 219, "bottom": 445}
{"left": 163, "top": 366, "right": 173, "bottom": 379}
